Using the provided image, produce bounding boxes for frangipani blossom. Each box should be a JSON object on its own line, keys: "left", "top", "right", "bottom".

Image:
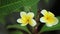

{"left": 17, "top": 12, "right": 36, "bottom": 27}
{"left": 40, "top": 10, "right": 59, "bottom": 27}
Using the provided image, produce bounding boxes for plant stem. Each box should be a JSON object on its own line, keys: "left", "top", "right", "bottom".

{"left": 32, "top": 9, "right": 41, "bottom": 34}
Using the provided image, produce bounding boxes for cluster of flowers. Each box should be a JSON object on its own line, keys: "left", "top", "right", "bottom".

{"left": 17, "top": 9, "right": 59, "bottom": 27}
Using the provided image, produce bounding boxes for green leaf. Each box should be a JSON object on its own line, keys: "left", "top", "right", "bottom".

{"left": 20, "top": 0, "right": 40, "bottom": 7}
{"left": 10, "top": 31, "right": 23, "bottom": 34}
{"left": 39, "top": 16, "right": 60, "bottom": 33}
{"left": 31, "top": 4, "right": 38, "bottom": 17}
{"left": 0, "top": 0, "right": 23, "bottom": 23}
{"left": 7, "top": 24, "right": 31, "bottom": 34}
{"left": 22, "top": 0, "right": 40, "bottom": 12}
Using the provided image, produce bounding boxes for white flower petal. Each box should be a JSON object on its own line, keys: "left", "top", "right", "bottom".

{"left": 46, "top": 23, "right": 53, "bottom": 27}
{"left": 53, "top": 17, "right": 59, "bottom": 25}
{"left": 21, "top": 23, "right": 28, "bottom": 26}
{"left": 17, "top": 18, "right": 22, "bottom": 23}
{"left": 40, "top": 17, "right": 46, "bottom": 23}
{"left": 29, "top": 19, "right": 37, "bottom": 27}
{"left": 41, "top": 9, "right": 48, "bottom": 15}
{"left": 48, "top": 11, "right": 55, "bottom": 17}
{"left": 20, "top": 12, "right": 27, "bottom": 18}
{"left": 27, "top": 12, "right": 34, "bottom": 19}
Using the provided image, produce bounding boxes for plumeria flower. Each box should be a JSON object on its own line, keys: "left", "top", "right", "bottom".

{"left": 40, "top": 9, "right": 59, "bottom": 27}
{"left": 17, "top": 12, "right": 36, "bottom": 27}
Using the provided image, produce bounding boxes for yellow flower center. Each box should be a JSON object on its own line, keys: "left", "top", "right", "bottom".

{"left": 45, "top": 16, "right": 55, "bottom": 24}
{"left": 22, "top": 16, "right": 30, "bottom": 24}
{"left": 26, "top": 19, "right": 29, "bottom": 23}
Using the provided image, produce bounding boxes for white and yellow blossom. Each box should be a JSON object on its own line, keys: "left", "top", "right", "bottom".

{"left": 40, "top": 9, "right": 59, "bottom": 27}
{"left": 17, "top": 12, "right": 36, "bottom": 27}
